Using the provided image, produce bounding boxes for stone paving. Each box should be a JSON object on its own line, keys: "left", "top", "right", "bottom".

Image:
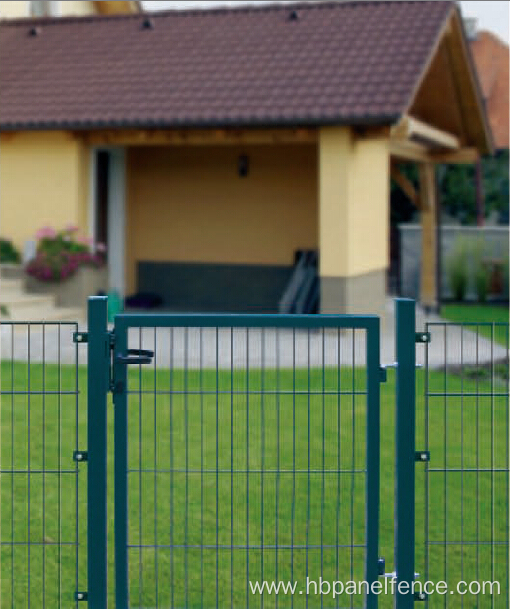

{"left": 1, "top": 300, "right": 507, "bottom": 370}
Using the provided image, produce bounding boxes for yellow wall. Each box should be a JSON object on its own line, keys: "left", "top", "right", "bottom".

{"left": 319, "top": 126, "right": 389, "bottom": 278}
{"left": 0, "top": 131, "right": 90, "bottom": 250}
{"left": 126, "top": 144, "right": 318, "bottom": 293}
{"left": 0, "top": 1, "right": 98, "bottom": 18}
{"left": 0, "top": 1, "right": 28, "bottom": 17}
{"left": 61, "top": 1, "right": 96, "bottom": 16}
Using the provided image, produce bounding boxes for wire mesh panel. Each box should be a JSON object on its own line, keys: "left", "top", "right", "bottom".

{"left": 112, "top": 315, "right": 381, "bottom": 609}
{"left": 0, "top": 322, "right": 86, "bottom": 608}
{"left": 418, "top": 322, "right": 509, "bottom": 608}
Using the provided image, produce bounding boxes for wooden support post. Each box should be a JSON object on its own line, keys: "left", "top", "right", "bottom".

{"left": 419, "top": 162, "right": 438, "bottom": 310}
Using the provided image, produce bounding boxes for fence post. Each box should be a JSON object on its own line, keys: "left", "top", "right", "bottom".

{"left": 395, "top": 299, "right": 416, "bottom": 609}
{"left": 87, "top": 296, "right": 109, "bottom": 609}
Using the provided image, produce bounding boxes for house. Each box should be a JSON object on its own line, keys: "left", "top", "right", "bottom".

{"left": 470, "top": 28, "right": 509, "bottom": 150}
{"left": 0, "top": 1, "right": 492, "bottom": 314}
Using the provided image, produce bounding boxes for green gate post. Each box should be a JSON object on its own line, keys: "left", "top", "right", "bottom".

{"left": 366, "top": 318, "right": 381, "bottom": 609}
{"left": 395, "top": 299, "right": 416, "bottom": 609}
{"left": 87, "top": 297, "right": 109, "bottom": 608}
{"left": 113, "top": 319, "right": 129, "bottom": 608}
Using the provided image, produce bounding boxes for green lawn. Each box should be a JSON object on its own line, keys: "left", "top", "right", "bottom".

{"left": 440, "top": 304, "right": 509, "bottom": 346}
{"left": 1, "top": 362, "right": 508, "bottom": 608}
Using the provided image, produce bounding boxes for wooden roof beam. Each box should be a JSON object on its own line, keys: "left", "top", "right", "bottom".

{"left": 390, "top": 163, "right": 421, "bottom": 209}
{"left": 391, "top": 115, "right": 460, "bottom": 150}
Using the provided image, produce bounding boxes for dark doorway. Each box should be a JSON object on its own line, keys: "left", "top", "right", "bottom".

{"left": 95, "top": 151, "right": 110, "bottom": 250}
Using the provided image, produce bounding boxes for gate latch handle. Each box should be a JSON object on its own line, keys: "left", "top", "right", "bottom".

{"left": 116, "top": 349, "right": 154, "bottom": 365}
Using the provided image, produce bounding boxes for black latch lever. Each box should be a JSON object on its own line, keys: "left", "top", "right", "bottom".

{"left": 116, "top": 349, "right": 154, "bottom": 365}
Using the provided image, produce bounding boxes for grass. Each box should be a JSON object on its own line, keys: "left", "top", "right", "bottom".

{"left": 440, "top": 304, "right": 509, "bottom": 347}
{"left": 1, "top": 361, "right": 508, "bottom": 608}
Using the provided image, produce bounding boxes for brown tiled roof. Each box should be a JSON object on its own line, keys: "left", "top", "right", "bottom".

{"left": 470, "top": 31, "right": 509, "bottom": 149}
{"left": 0, "top": 1, "right": 455, "bottom": 130}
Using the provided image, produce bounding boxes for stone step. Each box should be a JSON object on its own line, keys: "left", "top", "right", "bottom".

{"left": 0, "top": 264, "right": 24, "bottom": 280}
{"left": 0, "top": 293, "right": 58, "bottom": 321}
{"left": 1, "top": 277, "right": 26, "bottom": 296}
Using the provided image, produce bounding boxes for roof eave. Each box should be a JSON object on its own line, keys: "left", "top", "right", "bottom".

{"left": 0, "top": 114, "right": 401, "bottom": 133}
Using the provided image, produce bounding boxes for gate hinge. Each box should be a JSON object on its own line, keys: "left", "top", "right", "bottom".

{"left": 415, "top": 332, "right": 431, "bottom": 344}
{"left": 74, "top": 592, "right": 88, "bottom": 601}
{"left": 73, "top": 451, "right": 88, "bottom": 463}
{"left": 415, "top": 451, "right": 430, "bottom": 463}
{"left": 378, "top": 557, "right": 386, "bottom": 576}
{"left": 378, "top": 367, "right": 387, "bottom": 383}
{"left": 73, "top": 332, "right": 88, "bottom": 344}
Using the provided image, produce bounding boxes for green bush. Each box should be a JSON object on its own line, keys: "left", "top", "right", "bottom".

{"left": 471, "top": 239, "right": 490, "bottom": 303}
{"left": 503, "top": 256, "right": 509, "bottom": 301}
{"left": 0, "top": 238, "right": 21, "bottom": 264}
{"left": 446, "top": 237, "right": 469, "bottom": 301}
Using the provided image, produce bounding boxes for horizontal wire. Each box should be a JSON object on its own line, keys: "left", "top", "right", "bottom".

{"left": 0, "top": 470, "right": 77, "bottom": 475}
{"left": 126, "top": 390, "right": 367, "bottom": 397}
{"left": 128, "top": 544, "right": 366, "bottom": 550}
{"left": 128, "top": 468, "right": 366, "bottom": 475}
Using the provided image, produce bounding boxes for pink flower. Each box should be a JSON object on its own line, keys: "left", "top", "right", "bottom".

{"left": 36, "top": 226, "right": 56, "bottom": 240}
{"left": 96, "top": 242, "right": 107, "bottom": 253}
{"left": 65, "top": 225, "right": 79, "bottom": 233}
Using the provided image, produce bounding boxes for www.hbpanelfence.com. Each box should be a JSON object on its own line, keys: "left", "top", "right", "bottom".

{"left": 249, "top": 578, "right": 501, "bottom": 598}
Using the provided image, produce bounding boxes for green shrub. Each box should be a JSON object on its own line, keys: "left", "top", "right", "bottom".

{"left": 0, "top": 238, "right": 21, "bottom": 264}
{"left": 446, "top": 237, "right": 469, "bottom": 301}
{"left": 471, "top": 239, "right": 490, "bottom": 303}
{"left": 503, "top": 256, "right": 509, "bottom": 301}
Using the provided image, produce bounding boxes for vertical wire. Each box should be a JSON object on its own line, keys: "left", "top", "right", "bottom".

{"left": 291, "top": 329, "right": 296, "bottom": 609}
{"left": 261, "top": 328, "right": 265, "bottom": 609}
{"left": 350, "top": 329, "right": 355, "bottom": 609}
{"left": 138, "top": 327, "right": 143, "bottom": 607}
{"left": 506, "top": 324, "right": 509, "bottom": 607}
{"left": 320, "top": 328, "right": 325, "bottom": 609}
{"left": 336, "top": 328, "right": 341, "bottom": 609}
{"left": 424, "top": 325, "right": 430, "bottom": 585}
{"left": 460, "top": 326, "right": 464, "bottom": 609}
{"left": 42, "top": 325, "right": 46, "bottom": 609}
{"left": 200, "top": 328, "right": 204, "bottom": 609}
{"left": 153, "top": 328, "right": 159, "bottom": 607}
{"left": 305, "top": 329, "right": 311, "bottom": 609}
{"left": 169, "top": 327, "right": 174, "bottom": 609}
{"left": 506, "top": 323, "right": 510, "bottom": 607}
{"left": 10, "top": 327, "right": 15, "bottom": 608}
{"left": 231, "top": 328, "right": 235, "bottom": 609}
{"left": 490, "top": 324, "right": 495, "bottom": 608}
{"left": 185, "top": 327, "right": 189, "bottom": 609}
{"left": 443, "top": 324, "right": 447, "bottom": 609}
{"left": 58, "top": 325, "right": 63, "bottom": 606}
{"left": 476, "top": 326, "right": 480, "bottom": 586}
{"left": 246, "top": 328, "right": 250, "bottom": 608}
{"left": 275, "top": 329, "right": 280, "bottom": 609}
{"left": 74, "top": 324, "right": 80, "bottom": 609}
{"left": 215, "top": 328, "right": 219, "bottom": 609}
{"left": 27, "top": 324, "right": 31, "bottom": 609}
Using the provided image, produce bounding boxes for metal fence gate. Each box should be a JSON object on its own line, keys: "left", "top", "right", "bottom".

{"left": 108, "top": 301, "right": 382, "bottom": 608}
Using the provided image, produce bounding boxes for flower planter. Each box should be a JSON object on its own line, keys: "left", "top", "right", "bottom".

{"left": 25, "top": 266, "right": 108, "bottom": 308}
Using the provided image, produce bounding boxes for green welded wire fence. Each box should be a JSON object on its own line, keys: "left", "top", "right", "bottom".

{"left": 0, "top": 321, "right": 86, "bottom": 608}
{"left": 418, "top": 321, "right": 510, "bottom": 608}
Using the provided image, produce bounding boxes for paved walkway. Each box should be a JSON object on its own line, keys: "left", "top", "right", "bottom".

{"left": 1, "top": 300, "right": 508, "bottom": 369}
